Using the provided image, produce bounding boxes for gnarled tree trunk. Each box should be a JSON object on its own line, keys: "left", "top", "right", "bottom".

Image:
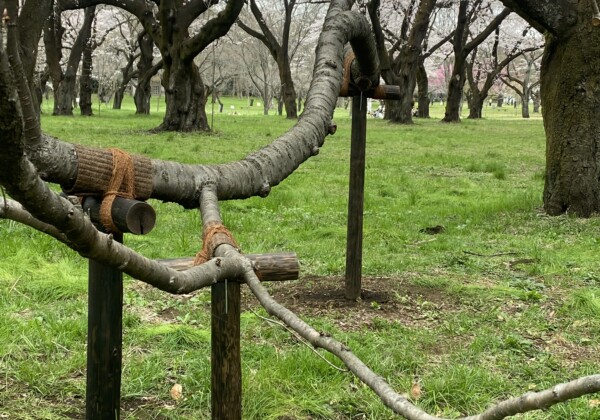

{"left": 159, "top": 60, "right": 209, "bottom": 131}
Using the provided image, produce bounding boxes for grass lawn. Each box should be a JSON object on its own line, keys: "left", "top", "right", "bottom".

{"left": 1, "top": 96, "right": 599, "bottom": 419}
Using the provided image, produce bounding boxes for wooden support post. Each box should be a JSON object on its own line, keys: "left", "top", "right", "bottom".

{"left": 82, "top": 196, "right": 156, "bottom": 235}
{"left": 86, "top": 232, "right": 123, "bottom": 420}
{"left": 158, "top": 252, "right": 300, "bottom": 282}
{"left": 211, "top": 280, "right": 241, "bottom": 420}
{"left": 345, "top": 95, "right": 367, "bottom": 300}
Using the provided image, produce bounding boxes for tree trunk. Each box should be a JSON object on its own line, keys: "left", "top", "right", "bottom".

{"left": 79, "top": 8, "right": 96, "bottom": 117}
{"left": 416, "top": 61, "right": 429, "bottom": 118}
{"left": 443, "top": 68, "right": 466, "bottom": 122}
{"left": 134, "top": 34, "right": 155, "bottom": 115}
{"left": 279, "top": 61, "right": 297, "bottom": 119}
{"left": 542, "top": 27, "right": 600, "bottom": 217}
{"left": 158, "top": 60, "right": 209, "bottom": 131}
{"left": 532, "top": 91, "right": 540, "bottom": 113}
{"left": 521, "top": 89, "right": 530, "bottom": 119}
{"left": 113, "top": 89, "right": 124, "bottom": 109}
{"left": 467, "top": 91, "right": 485, "bottom": 119}
{"left": 54, "top": 73, "right": 77, "bottom": 116}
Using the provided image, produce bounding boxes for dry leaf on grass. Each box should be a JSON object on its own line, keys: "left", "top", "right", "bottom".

{"left": 410, "top": 382, "right": 422, "bottom": 400}
{"left": 170, "top": 383, "right": 183, "bottom": 401}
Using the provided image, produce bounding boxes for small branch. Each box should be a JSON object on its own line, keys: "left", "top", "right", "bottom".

{"left": 0, "top": 197, "right": 71, "bottom": 245}
{"left": 463, "top": 251, "right": 520, "bottom": 257}
{"left": 250, "top": 309, "right": 348, "bottom": 373}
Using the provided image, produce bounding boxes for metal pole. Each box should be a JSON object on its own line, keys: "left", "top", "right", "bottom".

{"left": 211, "top": 280, "right": 241, "bottom": 419}
{"left": 86, "top": 232, "right": 123, "bottom": 419}
{"left": 345, "top": 95, "right": 367, "bottom": 300}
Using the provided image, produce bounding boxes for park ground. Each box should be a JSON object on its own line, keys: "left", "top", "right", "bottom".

{"left": 1, "top": 97, "right": 599, "bottom": 419}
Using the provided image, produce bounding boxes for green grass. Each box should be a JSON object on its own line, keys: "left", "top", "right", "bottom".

{"left": 1, "top": 96, "right": 599, "bottom": 418}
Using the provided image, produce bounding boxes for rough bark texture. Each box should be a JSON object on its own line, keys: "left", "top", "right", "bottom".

{"left": 498, "top": 0, "right": 600, "bottom": 216}
{"left": 541, "top": 25, "right": 600, "bottom": 216}
{"left": 79, "top": 7, "right": 97, "bottom": 116}
{"left": 159, "top": 60, "right": 209, "bottom": 131}
{"left": 134, "top": 34, "right": 158, "bottom": 115}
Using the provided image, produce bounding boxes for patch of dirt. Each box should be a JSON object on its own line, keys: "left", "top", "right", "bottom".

{"left": 241, "top": 276, "right": 465, "bottom": 331}
{"left": 121, "top": 396, "right": 173, "bottom": 419}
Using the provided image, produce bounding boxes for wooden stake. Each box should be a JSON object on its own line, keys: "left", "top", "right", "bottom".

{"left": 158, "top": 252, "right": 300, "bottom": 282}
{"left": 211, "top": 279, "right": 241, "bottom": 420}
{"left": 345, "top": 95, "right": 367, "bottom": 300}
{"left": 86, "top": 232, "right": 123, "bottom": 419}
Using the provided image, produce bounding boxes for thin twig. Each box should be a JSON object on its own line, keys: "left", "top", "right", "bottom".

{"left": 250, "top": 309, "right": 348, "bottom": 373}
{"left": 463, "top": 250, "right": 520, "bottom": 257}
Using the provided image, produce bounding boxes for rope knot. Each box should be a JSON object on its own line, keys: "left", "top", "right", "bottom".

{"left": 99, "top": 148, "right": 136, "bottom": 232}
{"left": 193, "top": 222, "right": 240, "bottom": 265}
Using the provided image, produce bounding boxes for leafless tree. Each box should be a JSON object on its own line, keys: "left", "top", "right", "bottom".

{"left": 499, "top": 48, "right": 542, "bottom": 118}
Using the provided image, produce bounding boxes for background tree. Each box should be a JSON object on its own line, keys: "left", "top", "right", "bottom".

{"left": 79, "top": 7, "right": 117, "bottom": 115}
{"left": 237, "top": 33, "right": 279, "bottom": 115}
{"left": 500, "top": 48, "right": 542, "bottom": 118}
{"left": 109, "top": 11, "right": 143, "bottom": 110}
{"left": 44, "top": 8, "right": 95, "bottom": 116}
{"left": 60, "top": 0, "right": 243, "bottom": 131}
{"left": 134, "top": 33, "right": 161, "bottom": 115}
{"left": 237, "top": 0, "right": 320, "bottom": 119}
{"left": 442, "top": 1, "right": 510, "bottom": 122}
{"left": 368, "top": 0, "right": 438, "bottom": 124}
{"left": 464, "top": 21, "right": 541, "bottom": 119}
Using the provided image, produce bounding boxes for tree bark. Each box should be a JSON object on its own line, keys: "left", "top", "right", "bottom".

{"left": 416, "top": 60, "right": 429, "bottom": 118}
{"left": 541, "top": 26, "right": 600, "bottom": 217}
{"left": 45, "top": 5, "right": 95, "bottom": 116}
{"left": 79, "top": 7, "right": 97, "bottom": 116}
{"left": 467, "top": 92, "right": 484, "bottom": 119}
{"left": 134, "top": 34, "right": 157, "bottom": 115}
{"left": 158, "top": 60, "right": 209, "bottom": 131}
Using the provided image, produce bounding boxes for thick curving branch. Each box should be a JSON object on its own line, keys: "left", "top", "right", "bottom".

{"left": 25, "top": 1, "right": 377, "bottom": 208}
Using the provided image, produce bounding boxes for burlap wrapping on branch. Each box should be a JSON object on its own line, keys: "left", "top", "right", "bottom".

{"left": 193, "top": 222, "right": 240, "bottom": 265}
{"left": 67, "top": 145, "right": 153, "bottom": 232}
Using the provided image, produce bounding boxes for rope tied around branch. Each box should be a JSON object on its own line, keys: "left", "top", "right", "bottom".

{"left": 99, "top": 148, "right": 135, "bottom": 232}
{"left": 339, "top": 51, "right": 355, "bottom": 97}
{"left": 193, "top": 222, "right": 240, "bottom": 265}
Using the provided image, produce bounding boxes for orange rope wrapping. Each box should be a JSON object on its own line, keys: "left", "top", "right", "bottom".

{"left": 339, "top": 51, "right": 356, "bottom": 97}
{"left": 99, "top": 148, "right": 135, "bottom": 232}
{"left": 193, "top": 222, "right": 240, "bottom": 265}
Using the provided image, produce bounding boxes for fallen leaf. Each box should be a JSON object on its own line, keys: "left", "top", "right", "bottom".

{"left": 170, "top": 383, "right": 183, "bottom": 401}
{"left": 589, "top": 399, "right": 600, "bottom": 408}
{"left": 410, "top": 382, "right": 422, "bottom": 400}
